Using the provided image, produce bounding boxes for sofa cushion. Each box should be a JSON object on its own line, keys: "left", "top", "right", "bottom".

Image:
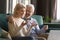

{"left": 32, "top": 15, "right": 43, "bottom": 28}
{"left": 0, "top": 27, "right": 2, "bottom": 37}
{"left": 0, "top": 14, "right": 8, "bottom": 31}
{"left": 32, "top": 15, "right": 43, "bottom": 25}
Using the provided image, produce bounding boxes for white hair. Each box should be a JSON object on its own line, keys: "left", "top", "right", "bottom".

{"left": 26, "top": 4, "right": 35, "bottom": 12}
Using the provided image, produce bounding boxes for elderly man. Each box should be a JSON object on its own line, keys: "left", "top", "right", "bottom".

{"left": 24, "top": 4, "right": 48, "bottom": 40}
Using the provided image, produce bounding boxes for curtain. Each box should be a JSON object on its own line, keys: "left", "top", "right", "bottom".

{"left": 31, "top": 0, "right": 56, "bottom": 22}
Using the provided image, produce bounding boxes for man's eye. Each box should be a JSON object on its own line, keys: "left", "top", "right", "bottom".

{"left": 28, "top": 11, "right": 31, "bottom": 12}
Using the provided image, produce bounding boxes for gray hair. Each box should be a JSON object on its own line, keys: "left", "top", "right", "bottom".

{"left": 26, "top": 4, "right": 35, "bottom": 12}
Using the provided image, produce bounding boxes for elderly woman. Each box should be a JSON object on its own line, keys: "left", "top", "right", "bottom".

{"left": 8, "top": 3, "right": 34, "bottom": 40}
{"left": 8, "top": 3, "right": 26, "bottom": 37}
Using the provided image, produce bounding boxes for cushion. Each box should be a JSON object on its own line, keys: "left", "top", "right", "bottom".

{"left": 32, "top": 15, "right": 43, "bottom": 25}
{"left": 32, "top": 15, "right": 43, "bottom": 28}
{"left": 0, "top": 14, "right": 8, "bottom": 31}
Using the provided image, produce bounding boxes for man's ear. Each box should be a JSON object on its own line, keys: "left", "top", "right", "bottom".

{"left": 32, "top": 12, "right": 34, "bottom": 15}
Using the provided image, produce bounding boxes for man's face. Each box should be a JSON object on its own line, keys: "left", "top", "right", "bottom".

{"left": 25, "top": 6, "right": 34, "bottom": 18}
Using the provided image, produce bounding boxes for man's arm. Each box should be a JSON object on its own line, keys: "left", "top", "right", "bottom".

{"left": 35, "top": 24, "right": 48, "bottom": 34}
{"left": 32, "top": 18, "right": 48, "bottom": 34}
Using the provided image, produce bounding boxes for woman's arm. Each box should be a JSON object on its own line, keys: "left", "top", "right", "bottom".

{"left": 23, "top": 20, "right": 38, "bottom": 36}
{"left": 25, "top": 26, "right": 33, "bottom": 36}
{"left": 14, "top": 21, "right": 27, "bottom": 34}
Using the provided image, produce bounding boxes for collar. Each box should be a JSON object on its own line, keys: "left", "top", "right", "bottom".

{"left": 22, "top": 17, "right": 31, "bottom": 20}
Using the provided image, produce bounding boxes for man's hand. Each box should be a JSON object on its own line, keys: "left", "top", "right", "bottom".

{"left": 8, "top": 16, "right": 14, "bottom": 24}
{"left": 43, "top": 25, "right": 48, "bottom": 30}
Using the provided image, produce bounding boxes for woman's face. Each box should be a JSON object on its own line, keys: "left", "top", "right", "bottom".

{"left": 16, "top": 8, "right": 26, "bottom": 18}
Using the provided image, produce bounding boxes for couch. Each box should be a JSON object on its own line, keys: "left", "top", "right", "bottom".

{"left": 1, "top": 14, "right": 60, "bottom": 40}
{"left": 0, "top": 14, "right": 48, "bottom": 40}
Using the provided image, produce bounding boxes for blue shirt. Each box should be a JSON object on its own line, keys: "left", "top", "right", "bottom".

{"left": 27, "top": 18, "right": 45, "bottom": 36}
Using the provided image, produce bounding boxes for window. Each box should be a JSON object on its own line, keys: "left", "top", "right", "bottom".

{"left": 19, "top": 0, "right": 30, "bottom": 5}
{"left": 6, "top": 0, "right": 31, "bottom": 14}
{"left": 51, "top": 0, "right": 60, "bottom": 23}
{"left": 57, "top": 0, "right": 60, "bottom": 20}
{"left": 25, "top": 0, "right": 30, "bottom": 5}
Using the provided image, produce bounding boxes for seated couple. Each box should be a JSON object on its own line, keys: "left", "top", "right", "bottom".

{"left": 2, "top": 3, "right": 48, "bottom": 40}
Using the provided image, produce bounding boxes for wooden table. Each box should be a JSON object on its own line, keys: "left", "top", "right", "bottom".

{"left": 47, "top": 30, "right": 60, "bottom": 40}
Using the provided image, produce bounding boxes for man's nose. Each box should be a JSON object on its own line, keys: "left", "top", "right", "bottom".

{"left": 26, "top": 11, "right": 28, "bottom": 13}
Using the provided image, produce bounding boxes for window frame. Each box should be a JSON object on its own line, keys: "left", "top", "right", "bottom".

{"left": 6, "top": 0, "right": 31, "bottom": 14}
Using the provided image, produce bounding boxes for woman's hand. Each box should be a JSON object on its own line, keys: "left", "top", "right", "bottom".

{"left": 31, "top": 21, "right": 37, "bottom": 27}
{"left": 20, "top": 21, "right": 27, "bottom": 27}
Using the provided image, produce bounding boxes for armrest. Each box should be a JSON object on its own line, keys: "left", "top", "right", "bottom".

{"left": 39, "top": 25, "right": 44, "bottom": 29}
{"left": 35, "top": 37, "right": 46, "bottom": 40}
{"left": 37, "top": 33, "right": 48, "bottom": 40}
{"left": 0, "top": 38, "right": 9, "bottom": 40}
{"left": 1, "top": 29, "right": 12, "bottom": 40}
